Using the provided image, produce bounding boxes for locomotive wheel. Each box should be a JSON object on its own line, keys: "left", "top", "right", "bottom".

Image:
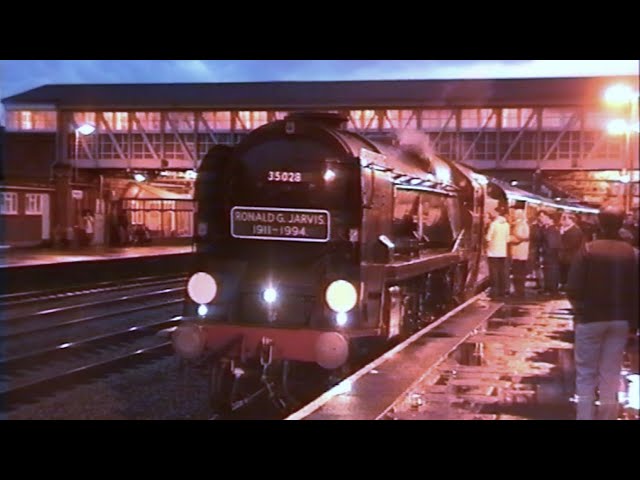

{"left": 208, "top": 359, "right": 235, "bottom": 413}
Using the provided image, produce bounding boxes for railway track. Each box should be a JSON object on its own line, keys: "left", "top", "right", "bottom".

{"left": 0, "top": 318, "right": 181, "bottom": 409}
{"left": 1, "top": 274, "right": 185, "bottom": 315}
{"left": 2, "top": 289, "right": 184, "bottom": 339}
{"left": 0, "top": 275, "right": 187, "bottom": 411}
{"left": 2, "top": 277, "right": 185, "bottom": 355}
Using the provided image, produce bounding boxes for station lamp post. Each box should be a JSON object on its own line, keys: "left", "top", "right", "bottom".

{"left": 603, "top": 83, "right": 639, "bottom": 213}
{"left": 70, "top": 123, "right": 97, "bottom": 246}
{"left": 74, "top": 123, "right": 96, "bottom": 183}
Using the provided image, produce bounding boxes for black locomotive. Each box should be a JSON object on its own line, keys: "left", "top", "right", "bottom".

{"left": 172, "top": 112, "right": 493, "bottom": 407}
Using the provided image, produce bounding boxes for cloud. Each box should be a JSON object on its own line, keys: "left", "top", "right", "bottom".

{"left": 426, "top": 60, "right": 639, "bottom": 79}
{"left": 2, "top": 60, "right": 637, "bottom": 98}
{"left": 1, "top": 60, "right": 638, "bottom": 125}
{"left": 173, "top": 60, "right": 213, "bottom": 80}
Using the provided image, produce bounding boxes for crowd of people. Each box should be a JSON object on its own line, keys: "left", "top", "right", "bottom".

{"left": 486, "top": 203, "right": 639, "bottom": 420}
{"left": 108, "top": 210, "right": 152, "bottom": 247}
{"left": 485, "top": 205, "right": 639, "bottom": 300}
{"left": 52, "top": 209, "right": 153, "bottom": 248}
{"left": 53, "top": 210, "right": 95, "bottom": 248}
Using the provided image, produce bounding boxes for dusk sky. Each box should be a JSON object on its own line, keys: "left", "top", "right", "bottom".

{"left": 0, "top": 60, "right": 638, "bottom": 123}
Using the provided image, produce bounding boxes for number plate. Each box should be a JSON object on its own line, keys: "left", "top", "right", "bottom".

{"left": 267, "top": 171, "right": 303, "bottom": 182}
{"left": 231, "top": 207, "right": 330, "bottom": 242}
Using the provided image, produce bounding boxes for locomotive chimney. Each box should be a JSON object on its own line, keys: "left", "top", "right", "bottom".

{"left": 285, "top": 112, "right": 348, "bottom": 129}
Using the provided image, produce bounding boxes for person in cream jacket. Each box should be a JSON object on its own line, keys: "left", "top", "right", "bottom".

{"left": 486, "top": 207, "right": 511, "bottom": 299}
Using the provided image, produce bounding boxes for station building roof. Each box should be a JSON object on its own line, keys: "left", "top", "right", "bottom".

{"left": 2, "top": 75, "right": 637, "bottom": 110}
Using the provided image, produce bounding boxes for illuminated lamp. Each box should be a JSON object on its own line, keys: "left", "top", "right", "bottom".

{"left": 604, "top": 84, "right": 635, "bottom": 106}
{"left": 187, "top": 272, "right": 218, "bottom": 304}
{"left": 325, "top": 280, "right": 358, "bottom": 313}
{"left": 77, "top": 123, "right": 96, "bottom": 136}
{"left": 262, "top": 287, "right": 278, "bottom": 304}
{"left": 323, "top": 169, "right": 336, "bottom": 182}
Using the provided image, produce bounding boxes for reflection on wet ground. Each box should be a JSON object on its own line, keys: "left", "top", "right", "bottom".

{"left": 390, "top": 293, "right": 639, "bottom": 420}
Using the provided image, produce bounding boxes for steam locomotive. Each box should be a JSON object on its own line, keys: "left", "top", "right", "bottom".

{"left": 170, "top": 112, "right": 593, "bottom": 410}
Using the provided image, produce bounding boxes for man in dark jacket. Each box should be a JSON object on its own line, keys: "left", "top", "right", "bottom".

{"left": 619, "top": 211, "right": 639, "bottom": 247}
{"left": 540, "top": 211, "right": 562, "bottom": 295}
{"left": 578, "top": 214, "right": 598, "bottom": 243}
{"left": 567, "top": 205, "right": 639, "bottom": 420}
{"left": 559, "top": 213, "right": 584, "bottom": 289}
{"left": 529, "top": 215, "right": 544, "bottom": 289}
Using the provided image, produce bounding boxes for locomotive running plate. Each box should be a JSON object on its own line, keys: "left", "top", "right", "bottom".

{"left": 231, "top": 206, "right": 330, "bottom": 242}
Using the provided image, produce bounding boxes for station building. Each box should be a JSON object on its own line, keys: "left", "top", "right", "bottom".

{"left": 1, "top": 75, "right": 638, "bottom": 247}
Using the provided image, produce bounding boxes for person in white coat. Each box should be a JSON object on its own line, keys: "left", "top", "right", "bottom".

{"left": 486, "top": 207, "right": 511, "bottom": 299}
{"left": 83, "top": 210, "right": 95, "bottom": 246}
{"left": 509, "top": 209, "right": 530, "bottom": 298}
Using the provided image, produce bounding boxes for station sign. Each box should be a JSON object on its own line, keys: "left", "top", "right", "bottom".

{"left": 231, "top": 206, "right": 330, "bottom": 243}
{"left": 71, "top": 190, "right": 83, "bottom": 200}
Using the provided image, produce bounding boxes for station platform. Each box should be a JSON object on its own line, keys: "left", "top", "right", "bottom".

{"left": 0, "top": 244, "right": 193, "bottom": 269}
{"left": 288, "top": 291, "right": 639, "bottom": 421}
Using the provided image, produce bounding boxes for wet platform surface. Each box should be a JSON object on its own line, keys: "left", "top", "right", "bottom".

{"left": 388, "top": 295, "right": 638, "bottom": 420}
{"left": 291, "top": 291, "right": 639, "bottom": 421}
{"left": 292, "top": 298, "right": 503, "bottom": 420}
{"left": 0, "top": 245, "right": 193, "bottom": 268}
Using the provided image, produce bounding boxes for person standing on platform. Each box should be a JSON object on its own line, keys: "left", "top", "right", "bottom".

{"left": 529, "top": 211, "right": 547, "bottom": 291}
{"left": 559, "top": 212, "right": 584, "bottom": 290}
{"left": 509, "top": 209, "right": 530, "bottom": 298}
{"left": 83, "top": 210, "right": 95, "bottom": 246}
{"left": 578, "top": 214, "right": 598, "bottom": 243}
{"left": 540, "top": 211, "right": 562, "bottom": 295}
{"left": 117, "top": 210, "right": 130, "bottom": 246}
{"left": 486, "top": 206, "right": 510, "bottom": 299}
{"left": 567, "top": 205, "right": 639, "bottom": 420}
{"left": 619, "top": 211, "right": 639, "bottom": 247}
{"left": 73, "top": 211, "right": 86, "bottom": 248}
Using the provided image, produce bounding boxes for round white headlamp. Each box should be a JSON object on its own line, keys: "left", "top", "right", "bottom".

{"left": 187, "top": 272, "right": 218, "bottom": 305}
{"left": 325, "top": 280, "right": 357, "bottom": 313}
{"left": 263, "top": 287, "right": 278, "bottom": 304}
